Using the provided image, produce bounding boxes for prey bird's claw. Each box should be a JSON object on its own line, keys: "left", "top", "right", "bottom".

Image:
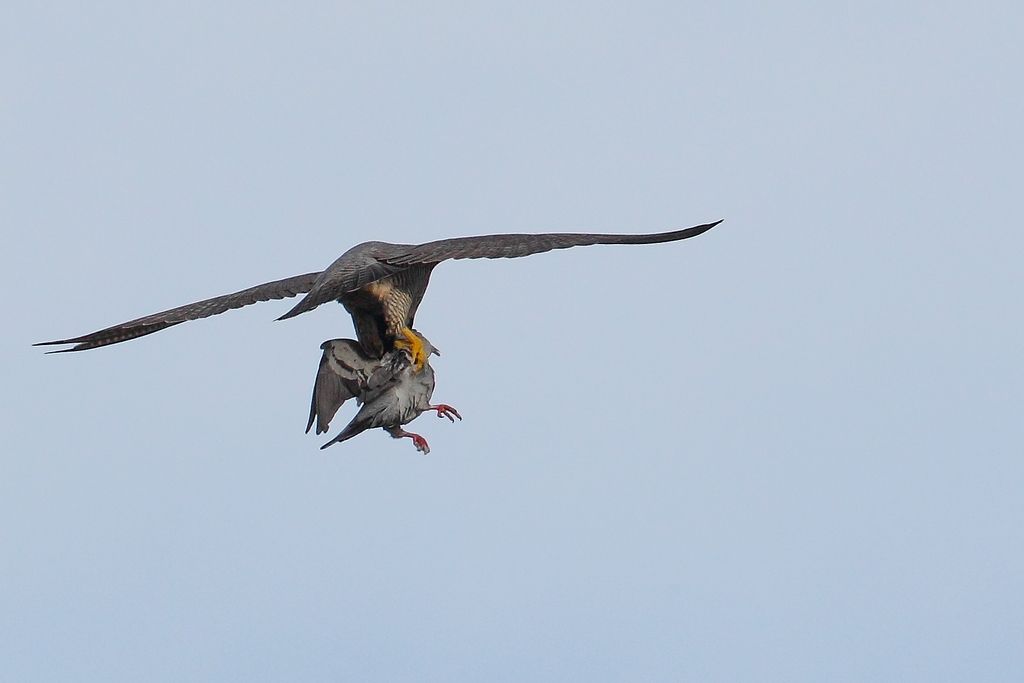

{"left": 431, "top": 404, "right": 462, "bottom": 422}
{"left": 411, "top": 433, "right": 431, "bottom": 455}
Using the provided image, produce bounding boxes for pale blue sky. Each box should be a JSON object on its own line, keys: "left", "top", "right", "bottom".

{"left": 3, "top": 2, "right": 1022, "bottom": 681}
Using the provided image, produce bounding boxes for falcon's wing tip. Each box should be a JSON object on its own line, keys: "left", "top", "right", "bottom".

{"left": 34, "top": 339, "right": 85, "bottom": 353}
{"left": 687, "top": 218, "right": 724, "bottom": 236}
{"left": 41, "top": 346, "right": 82, "bottom": 354}
{"left": 34, "top": 339, "right": 71, "bottom": 347}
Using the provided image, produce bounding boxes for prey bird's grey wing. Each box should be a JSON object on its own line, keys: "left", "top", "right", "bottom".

{"left": 319, "top": 349, "right": 436, "bottom": 450}
{"left": 278, "top": 221, "right": 722, "bottom": 321}
{"left": 307, "top": 339, "right": 380, "bottom": 435}
{"left": 36, "top": 272, "right": 321, "bottom": 352}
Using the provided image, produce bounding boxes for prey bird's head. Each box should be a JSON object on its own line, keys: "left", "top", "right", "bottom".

{"left": 410, "top": 329, "right": 441, "bottom": 357}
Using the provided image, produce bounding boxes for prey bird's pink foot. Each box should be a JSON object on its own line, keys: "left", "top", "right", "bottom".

{"left": 408, "top": 432, "right": 431, "bottom": 454}
{"left": 430, "top": 404, "right": 462, "bottom": 422}
{"left": 387, "top": 427, "right": 431, "bottom": 455}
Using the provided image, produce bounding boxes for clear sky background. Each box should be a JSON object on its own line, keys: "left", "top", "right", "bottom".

{"left": 3, "top": 2, "right": 1022, "bottom": 681}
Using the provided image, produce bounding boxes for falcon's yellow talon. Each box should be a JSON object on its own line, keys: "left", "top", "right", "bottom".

{"left": 394, "top": 327, "right": 428, "bottom": 370}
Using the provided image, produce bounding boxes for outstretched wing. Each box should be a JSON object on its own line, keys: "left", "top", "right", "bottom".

{"left": 279, "top": 220, "right": 722, "bottom": 320}
{"left": 36, "top": 272, "right": 321, "bottom": 352}
{"left": 38, "top": 220, "right": 722, "bottom": 352}
{"left": 381, "top": 220, "right": 723, "bottom": 265}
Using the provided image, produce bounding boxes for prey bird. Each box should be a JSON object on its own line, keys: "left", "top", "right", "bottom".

{"left": 309, "top": 334, "right": 459, "bottom": 453}
{"left": 36, "top": 221, "right": 722, "bottom": 367}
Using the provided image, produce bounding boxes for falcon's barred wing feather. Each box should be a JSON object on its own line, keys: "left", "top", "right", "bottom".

{"left": 36, "top": 272, "right": 321, "bottom": 352}
{"left": 381, "top": 220, "right": 722, "bottom": 265}
{"left": 277, "top": 221, "right": 722, "bottom": 320}
{"left": 37, "top": 220, "right": 721, "bottom": 352}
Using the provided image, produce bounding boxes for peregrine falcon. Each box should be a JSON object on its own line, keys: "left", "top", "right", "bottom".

{"left": 36, "top": 220, "right": 721, "bottom": 364}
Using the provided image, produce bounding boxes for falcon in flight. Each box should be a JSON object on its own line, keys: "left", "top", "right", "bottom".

{"left": 37, "top": 220, "right": 721, "bottom": 364}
